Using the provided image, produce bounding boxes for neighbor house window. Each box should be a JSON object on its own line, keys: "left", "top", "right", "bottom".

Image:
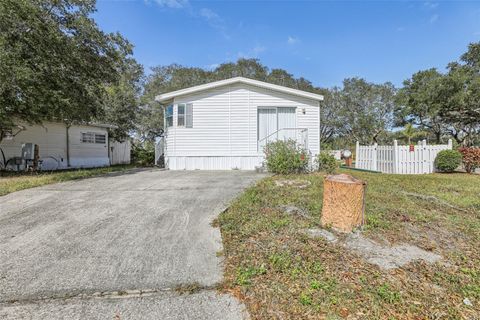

{"left": 81, "top": 132, "right": 95, "bottom": 143}
{"left": 177, "top": 104, "right": 185, "bottom": 127}
{"left": 94, "top": 133, "right": 106, "bottom": 144}
{"left": 81, "top": 132, "right": 106, "bottom": 144}
{"left": 166, "top": 105, "right": 173, "bottom": 128}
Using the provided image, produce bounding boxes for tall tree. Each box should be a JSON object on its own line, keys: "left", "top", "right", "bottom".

{"left": 318, "top": 87, "right": 347, "bottom": 145}
{"left": 399, "top": 42, "right": 480, "bottom": 146}
{"left": 0, "top": 0, "right": 132, "bottom": 142}
{"left": 102, "top": 58, "right": 144, "bottom": 141}
{"left": 396, "top": 69, "right": 446, "bottom": 143}
{"left": 214, "top": 58, "right": 268, "bottom": 81}
{"left": 340, "top": 78, "right": 397, "bottom": 144}
{"left": 438, "top": 43, "right": 480, "bottom": 145}
{"left": 267, "top": 69, "right": 297, "bottom": 87}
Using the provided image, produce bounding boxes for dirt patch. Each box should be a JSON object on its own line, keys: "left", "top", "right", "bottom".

{"left": 302, "top": 228, "right": 338, "bottom": 243}
{"left": 304, "top": 228, "right": 442, "bottom": 270}
{"left": 274, "top": 179, "right": 311, "bottom": 189}
{"left": 344, "top": 232, "right": 442, "bottom": 270}
{"left": 278, "top": 205, "right": 310, "bottom": 219}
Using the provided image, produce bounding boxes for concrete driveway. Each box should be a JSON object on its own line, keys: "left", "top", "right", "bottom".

{"left": 0, "top": 169, "right": 264, "bottom": 319}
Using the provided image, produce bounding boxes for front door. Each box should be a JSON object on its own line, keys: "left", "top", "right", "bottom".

{"left": 257, "top": 107, "right": 296, "bottom": 151}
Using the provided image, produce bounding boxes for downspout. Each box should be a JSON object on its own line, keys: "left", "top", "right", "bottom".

{"left": 66, "top": 124, "right": 71, "bottom": 167}
{"left": 107, "top": 131, "right": 111, "bottom": 166}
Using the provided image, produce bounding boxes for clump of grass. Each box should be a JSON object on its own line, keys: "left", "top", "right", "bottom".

{"left": 376, "top": 284, "right": 402, "bottom": 304}
{"left": 0, "top": 165, "right": 136, "bottom": 196}
{"left": 299, "top": 292, "right": 313, "bottom": 305}
{"left": 175, "top": 282, "right": 203, "bottom": 295}
{"left": 235, "top": 265, "right": 267, "bottom": 286}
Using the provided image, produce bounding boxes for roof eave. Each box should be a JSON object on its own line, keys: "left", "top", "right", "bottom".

{"left": 155, "top": 77, "right": 324, "bottom": 103}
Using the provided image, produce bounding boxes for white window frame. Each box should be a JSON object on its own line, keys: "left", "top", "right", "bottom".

{"left": 94, "top": 133, "right": 106, "bottom": 144}
{"left": 186, "top": 103, "right": 193, "bottom": 128}
{"left": 81, "top": 132, "right": 106, "bottom": 144}
{"left": 177, "top": 103, "right": 186, "bottom": 127}
{"left": 81, "top": 132, "right": 95, "bottom": 143}
{"left": 165, "top": 104, "right": 173, "bottom": 128}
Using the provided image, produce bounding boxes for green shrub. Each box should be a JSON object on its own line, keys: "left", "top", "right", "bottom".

{"left": 434, "top": 149, "right": 462, "bottom": 173}
{"left": 316, "top": 151, "right": 338, "bottom": 174}
{"left": 264, "top": 140, "right": 309, "bottom": 174}
{"left": 131, "top": 141, "right": 155, "bottom": 166}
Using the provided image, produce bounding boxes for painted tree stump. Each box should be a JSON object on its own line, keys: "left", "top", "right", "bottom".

{"left": 321, "top": 174, "right": 366, "bottom": 232}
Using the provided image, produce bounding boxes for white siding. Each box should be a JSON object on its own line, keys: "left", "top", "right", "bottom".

{"left": 165, "top": 83, "right": 320, "bottom": 170}
{"left": 68, "top": 125, "right": 109, "bottom": 168}
{"left": 0, "top": 122, "right": 110, "bottom": 170}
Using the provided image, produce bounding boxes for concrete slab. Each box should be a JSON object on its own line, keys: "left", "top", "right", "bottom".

{"left": 0, "top": 169, "right": 264, "bottom": 319}
{"left": 0, "top": 291, "right": 248, "bottom": 320}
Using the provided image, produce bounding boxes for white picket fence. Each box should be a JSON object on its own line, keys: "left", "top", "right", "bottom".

{"left": 355, "top": 140, "right": 452, "bottom": 174}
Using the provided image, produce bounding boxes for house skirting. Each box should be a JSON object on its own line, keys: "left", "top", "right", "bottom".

{"left": 166, "top": 156, "right": 264, "bottom": 170}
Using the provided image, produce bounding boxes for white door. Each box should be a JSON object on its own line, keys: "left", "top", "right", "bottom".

{"left": 257, "top": 107, "right": 296, "bottom": 151}
{"left": 258, "top": 108, "right": 277, "bottom": 151}
{"left": 277, "top": 107, "right": 296, "bottom": 141}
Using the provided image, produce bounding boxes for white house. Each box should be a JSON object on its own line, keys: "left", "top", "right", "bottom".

{"left": 155, "top": 77, "right": 323, "bottom": 170}
{"left": 0, "top": 121, "right": 131, "bottom": 171}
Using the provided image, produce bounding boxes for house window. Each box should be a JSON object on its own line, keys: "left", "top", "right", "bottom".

{"left": 94, "top": 133, "right": 106, "bottom": 144}
{"left": 166, "top": 105, "right": 173, "bottom": 128}
{"left": 81, "top": 132, "right": 106, "bottom": 144}
{"left": 186, "top": 103, "right": 193, "bottom": 128}
{"left": 81, "top": 132, "right": 95, "bottom": 143}
{"left": 177, "top": 104, "right": 185, "bottom": 127}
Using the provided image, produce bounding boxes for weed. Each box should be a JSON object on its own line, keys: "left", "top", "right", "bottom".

{"left": 235, "top": 265, "right": 267, "bottom": 286}
{"left": 310, "top": 279, "right": 321, "bottom": 290}
{"left": 175, "top": 282, "right": 203, "bottom": 295}
{"left": 299, "top": 292, "right": 313, "bottom": 305}
{"left": 269, "top": 252, "right": 292, "bottom": 272}
{"left": 376, "top": 284, "right": 401, "bottom": 304}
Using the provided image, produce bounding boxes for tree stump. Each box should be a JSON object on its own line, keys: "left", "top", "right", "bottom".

{"left": 321, "top": 174, "right": 366, "bottom": 232}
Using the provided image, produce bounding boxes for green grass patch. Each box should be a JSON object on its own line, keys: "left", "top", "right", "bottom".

{"left": 0, "top": 164, "right": 137, "bottom": 196}
{"left": 219, "top": 170, "right": 480, "bottom": 319}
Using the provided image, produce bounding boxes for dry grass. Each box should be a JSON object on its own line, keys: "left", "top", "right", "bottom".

{"left": 0, "top": 164, "right": 136, "bottom": 196}
{"left": 218, "top": 170, "right": 480, "bottom": 319}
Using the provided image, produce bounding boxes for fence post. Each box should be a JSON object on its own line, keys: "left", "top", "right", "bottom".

{"left": 355, "top": 141, "right": 359, "bottom": 169}
{"left": 416, "top": 140, "right": 422, "bottom": 174}
{"left": 448, "top": 139, "right": 453, "bottom": 150}
{"left": 422, "top": 139, "right": 427, "bottom": 174}
{"left": 393, "top": 140, "right": 398, "bottom": 174}
{"left": 373, "top": 143, "right": 378, "bottom": 172}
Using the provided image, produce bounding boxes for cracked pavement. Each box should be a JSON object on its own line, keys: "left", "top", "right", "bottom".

{"left": 0, "top": 169, "right": 264, "bottom": 319}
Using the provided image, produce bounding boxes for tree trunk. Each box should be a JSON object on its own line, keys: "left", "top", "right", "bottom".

{"left": 435, "top": 131, "right": 441, "bottom": 144}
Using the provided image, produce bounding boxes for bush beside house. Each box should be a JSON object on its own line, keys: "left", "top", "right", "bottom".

{"left": 316, "top": 152, "right": 338, "bottom": 174}
{"left": 131, "top": 141, "right": 155, "bottom": 166}
{"left": 264, "top": 140, "right": 309, "bottom": 174}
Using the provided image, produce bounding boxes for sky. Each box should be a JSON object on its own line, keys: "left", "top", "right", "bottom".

{"left": 93, "top": 0, "right": 480, "bottom": 88}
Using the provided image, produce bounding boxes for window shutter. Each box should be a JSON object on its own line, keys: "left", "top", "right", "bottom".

{"left": 186, "top": 103, "right": 193, "bottom": 128}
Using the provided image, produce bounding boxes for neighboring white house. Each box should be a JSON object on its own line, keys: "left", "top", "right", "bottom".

{"left": 155, "top": 77, "right": 323, "bottom": 170}
{"left": 0, "top": 121, "right": 131, "bottom": 171}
